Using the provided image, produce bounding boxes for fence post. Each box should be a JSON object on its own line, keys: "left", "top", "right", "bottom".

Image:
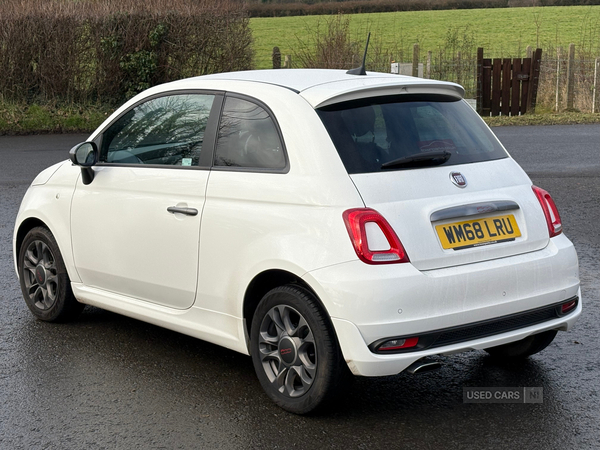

{"left": 476, "top": 47, "right": 483, "bottom": 115}
{"left": 566, "top": 43, "right": 575, "bottom": 110}
{"left": 555, "top": 47, "right": 562, "bottom": 112}
{"left": 272, "top": 47, "right": 281, "bottom": 69}
{"left": 457, "top": 51, "right": 462, "bottom": 87}
{"left": 526, "top": 46, "right": 532, "bottom": 59}
{"left": 412, "top": 44, "right": 420, "bottom": 77}
{"left": 593, "top": 58, "right": 599, "bottom": 113}
{"left": 528, "top": 48, "right": 543, "bottom": 114}
{"left": 284, "top": 55, "right": 292, "bottom": 69}
{"left": 426, "top": 51, "right": 432, "bottom": 79}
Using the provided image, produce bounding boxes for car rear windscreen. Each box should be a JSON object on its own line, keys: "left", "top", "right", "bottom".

{"left": 317, "top": 94, "right": 508, "bottom": 174}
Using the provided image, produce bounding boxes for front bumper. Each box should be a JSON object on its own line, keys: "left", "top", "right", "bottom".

{"left": 304, "top": 234, "right": 580, "bottom": 376}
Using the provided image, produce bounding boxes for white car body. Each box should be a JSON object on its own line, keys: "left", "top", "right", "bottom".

{"left": 14, "top": 70, "right": 580, "bottom": 390}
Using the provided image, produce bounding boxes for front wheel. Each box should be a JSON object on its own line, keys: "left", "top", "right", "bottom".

{"left": 484, "top": 330, "right": 558, "bottom": 359}
{"left": 250, "top": 285, "right": 348, "bottom": 414}
{"left": 18, "top": 227, "right": 84, "bottom": 322}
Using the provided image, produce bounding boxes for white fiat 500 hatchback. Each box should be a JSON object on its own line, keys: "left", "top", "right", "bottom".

{"left": 14, "top": 69, "right": 581, "bottom": 414}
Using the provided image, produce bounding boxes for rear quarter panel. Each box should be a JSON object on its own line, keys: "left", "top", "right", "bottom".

{"left": 195, "top": 84, "right": 366, "bottom": 317}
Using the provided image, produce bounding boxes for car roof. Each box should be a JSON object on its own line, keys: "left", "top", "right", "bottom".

{"left": 171, "top": 69, "right": 466, "bottom": 108}
{"left": 199, "top": 69, "right": 397, "bottom": 92}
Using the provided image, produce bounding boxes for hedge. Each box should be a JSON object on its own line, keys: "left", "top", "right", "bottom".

{"left": 0, "top": 0, "right": 253, "bottom": 104}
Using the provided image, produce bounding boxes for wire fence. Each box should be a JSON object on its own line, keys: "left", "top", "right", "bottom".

{"left": 427, "top": 56, "right": 478, "bottom": 100}
{"left": 277, "top": 50, "right": 598, "bottom": 113}
{"left": 538, "top": 57, "right": 599, "bottom": 113}
{"left": 394, "top": 52, "right": 599, "bottom": 113}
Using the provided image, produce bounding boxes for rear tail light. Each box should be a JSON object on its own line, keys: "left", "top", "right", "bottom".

{"left": 532, "top": 186, "right": 562, "bottom": 238}
{"left": 343, "top": 208, "right": 409, "bottom": 264}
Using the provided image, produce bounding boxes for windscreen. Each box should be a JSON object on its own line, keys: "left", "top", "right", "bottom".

{"left": 317, "top": 94, "right": 508, "bottom": 174}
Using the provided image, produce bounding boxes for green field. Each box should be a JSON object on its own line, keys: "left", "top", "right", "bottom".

{"left": 250, "top": 6, "right": 600, "bottom": 69}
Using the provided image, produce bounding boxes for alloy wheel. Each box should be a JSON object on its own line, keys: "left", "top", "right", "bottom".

{"left": 22, "top": 239, "right": 58, "bottom": 311}
{"left": 257, "top": 305, "right": 317, "bottom": 398}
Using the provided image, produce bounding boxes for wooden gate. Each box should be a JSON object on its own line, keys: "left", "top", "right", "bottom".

{"left": 476, "top": 48, "right": 542, "bottom": 116}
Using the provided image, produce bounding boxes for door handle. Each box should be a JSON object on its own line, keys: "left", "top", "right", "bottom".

{"left": 167, "top": 206, "right": 198, "bottom": 216}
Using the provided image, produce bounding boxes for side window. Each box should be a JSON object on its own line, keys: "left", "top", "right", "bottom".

{"left": 100, "top": 94, "right": 215, "bottom": 166}
{"left": 214, "top": 96, "right": 286, "bottom": 170}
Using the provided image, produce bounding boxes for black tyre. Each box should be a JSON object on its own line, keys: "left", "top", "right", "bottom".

{"left": 250, "top": 285, "right": 348, "bottom": 414}
{"left": 18, "top": 227, "right": 84, "bottom": 322}
{"left": 484, "top": 330, "right": 558, "bottom": 359}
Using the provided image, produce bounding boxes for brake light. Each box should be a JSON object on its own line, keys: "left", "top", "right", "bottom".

{"left": 532, "top": 186, "right": 562, "bottom": 238}
{"left": 343, "top": 208, "right": 409, "bottom": 264}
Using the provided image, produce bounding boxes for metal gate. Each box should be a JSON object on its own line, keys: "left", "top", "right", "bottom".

{"left": 476, "top": 48, "right": 542, "bottom": 116}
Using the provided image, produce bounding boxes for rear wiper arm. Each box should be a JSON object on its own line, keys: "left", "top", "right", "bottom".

{"left": 381, "top": 151, "right": 451, "bottom": 170}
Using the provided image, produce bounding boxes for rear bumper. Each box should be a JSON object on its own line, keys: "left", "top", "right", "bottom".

{"left": 304, "top": 234, "right": 580, "bottom": 376}
{"left": 332, "top": 297, "right": 580, "bottom": 376}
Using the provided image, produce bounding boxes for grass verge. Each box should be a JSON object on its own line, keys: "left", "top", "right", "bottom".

{"left": 0, "top": 102, "right": 114, "bottom": 135}
{"left": 1, "top": 102, "right": 598, "bottom": 136}
{"left": 483, "top": 112, "right": 600, "bottom": 127}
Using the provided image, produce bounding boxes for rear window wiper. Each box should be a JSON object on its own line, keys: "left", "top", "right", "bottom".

{"left": 381, "top": 151, "right": 451, "bottom": 170}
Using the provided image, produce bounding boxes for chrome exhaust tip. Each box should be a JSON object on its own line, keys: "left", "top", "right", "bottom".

{"left": 406, "top": 359, "right": 442, "bottom": 375}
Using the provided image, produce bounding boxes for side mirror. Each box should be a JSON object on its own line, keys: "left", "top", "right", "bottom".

{"left": 69, "top": 142, "right": 98, "bottom": 185}
{"left": 69, "top": 142, "right": 98, "bottom": 166}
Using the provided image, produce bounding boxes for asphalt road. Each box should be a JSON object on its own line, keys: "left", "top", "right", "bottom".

{"left": 0, "top": 126, "right": 598, "bottom": 449}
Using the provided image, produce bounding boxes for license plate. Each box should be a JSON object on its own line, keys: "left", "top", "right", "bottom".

{"left": 435, "top": 214, "right": 521, "bottom": 250}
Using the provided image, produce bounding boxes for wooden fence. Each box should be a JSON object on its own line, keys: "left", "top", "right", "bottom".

{"left": 476, "top": 48, "right": 542, "bottom": 116}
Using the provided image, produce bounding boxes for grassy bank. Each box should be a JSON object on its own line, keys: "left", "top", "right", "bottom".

{"left": 1, "top": 101, "right": 598, "bottom": 136}
{"left": 0, "top": 103, "right": 113, "bottom": 135}
{"left": 483, "top": 111, "right": 600, "bottom": 126}
{"left": 250, "top": 6, "right": 600, "bottom": 69}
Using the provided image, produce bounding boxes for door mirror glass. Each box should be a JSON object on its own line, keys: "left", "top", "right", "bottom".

{"left": 69, "top": 142, "right": 98, "bottom": 167}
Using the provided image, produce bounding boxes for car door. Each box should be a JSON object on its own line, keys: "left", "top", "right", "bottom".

{"left": 196, "top": 95, "right": 290, "bottom": 315}
{"left": 70, "top": 92, "right": 221, "bottom": 309}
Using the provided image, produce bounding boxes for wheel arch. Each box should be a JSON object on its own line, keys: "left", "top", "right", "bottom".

{"left": 14, "top": 216, "right": 80, "bottom": 284}
{"left": 243, "top": 269, "right": 335, "bottom": 349}
{"left": 15, "top": 217, "right": 50, "bottom": 270}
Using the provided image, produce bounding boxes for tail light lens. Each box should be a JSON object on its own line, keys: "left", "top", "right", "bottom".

{"left": 532, "top": 186, "right": 562, "bottom": 238}
{"left": 343, "top": 208, "right": 409, "bottom": 264}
